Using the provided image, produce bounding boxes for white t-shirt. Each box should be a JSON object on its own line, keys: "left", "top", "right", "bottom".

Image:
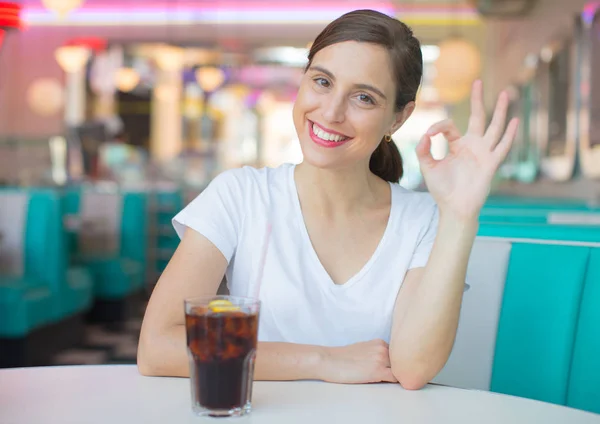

{"left": 173, "top": 163, "right": 439, "bottom": 346}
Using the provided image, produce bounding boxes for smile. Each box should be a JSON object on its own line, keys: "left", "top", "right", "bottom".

{"left": 308, "top": 120, "right": 352, "bottom": 148}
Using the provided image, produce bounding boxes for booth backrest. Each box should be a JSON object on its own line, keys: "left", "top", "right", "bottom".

{"left": 433, "top": 224, "right": 600, "bottom": 415}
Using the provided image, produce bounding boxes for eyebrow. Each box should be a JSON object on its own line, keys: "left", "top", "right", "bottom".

{"left": 308, "top": 65, "right": 388, "bottom": 101}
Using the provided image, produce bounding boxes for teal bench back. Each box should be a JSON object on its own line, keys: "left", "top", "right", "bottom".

{"left": 567, "top": 247, "right": 600, "bottom": 414}
{"left": 62, "top": 188, "right": 147, "bottom": 262}
{"left": 478, "top": 223, "right": 600, "bottom": 242}
{"left": 32, "top": 188, "right": 93, "bottom": 317}
{"left": 152, "top": 189, "right": 183, "bottom": 275}
{"left": 485, "top": 196, "right": 593, "bottom": 209}
{"left": 23, "top": 191, "right": 53, "bottom": 288}
{"left": 61, "top": 186, "right": 81, "bottom": 259}
{"left": 474, "top": 223, "right": 600, "bottom": 414}
{"left": 20, "top": 188, "right": 91, "bottom": 319}
{"left": 27, "top": 190, "right": 65, "bottom": 306}
{"left": 480, "top": 199, "right": 600, "bottom": 226}
{"left": 0, "top": 190, "right": 57, "bottom": 334}
{"left": 431, "top": 221, "right": 600, "bottom": 415}
{"left": 490, "top": 243, "right": 590, "bottom": 405}
{"left": 120, "top": 191, "right": 148, "bottom": 270}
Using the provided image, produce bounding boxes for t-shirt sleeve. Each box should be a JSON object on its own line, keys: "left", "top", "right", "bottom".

{"left": 408, "top": 201, "right": 439, "bottom": 270}
{"left": 172, "top": 169, "right": 245, "bottom": 263}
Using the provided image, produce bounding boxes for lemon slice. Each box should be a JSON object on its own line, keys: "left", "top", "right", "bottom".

{"left": 209, "top": 299, "right": 233, "bottom": 308}
{"left": 208, "top": 299, "right": 240, "bottom": 313}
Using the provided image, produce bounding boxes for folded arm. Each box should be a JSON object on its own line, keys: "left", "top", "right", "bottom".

{"left": 138, "top": 228, "right": 333, "bottom": 381}
{"left": 139, "top": 228, "right": 416, "bottom": 384}
{"left": 389, "top": 214, "right": 478, "bottom": 390}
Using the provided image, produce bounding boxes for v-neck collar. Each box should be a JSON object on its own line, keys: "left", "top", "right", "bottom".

{"left": 288, "top": 164, "right": 395, "bottom": 291}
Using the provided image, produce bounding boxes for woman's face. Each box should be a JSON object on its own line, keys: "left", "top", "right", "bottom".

{"left": 292, "top": 41, "right": 411, "bottom": 172}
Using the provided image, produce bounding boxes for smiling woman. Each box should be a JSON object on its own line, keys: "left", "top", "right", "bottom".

{"left": 138, "top": 9, "right": 519, "bottom": 391}
{"left": 293, "top": 11, "right": 421, "bottom": 182}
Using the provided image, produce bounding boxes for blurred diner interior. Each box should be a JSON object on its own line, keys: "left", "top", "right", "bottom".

{"left": 0, "top": 0, "right": 600, "bottom": 418}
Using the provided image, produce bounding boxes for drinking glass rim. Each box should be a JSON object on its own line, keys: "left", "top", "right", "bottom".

{"left": 184, "top": 294, "right": 261, "bottom": 307}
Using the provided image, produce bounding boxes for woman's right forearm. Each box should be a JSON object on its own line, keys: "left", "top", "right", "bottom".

{"left": 137, "top": 325, "right": 190, "bottom": 377}
{"left": 137, "top": 325, "right": 328, "bottom": 381}
{"left": 254, "top": 342, "right": 326, "bottom": 381}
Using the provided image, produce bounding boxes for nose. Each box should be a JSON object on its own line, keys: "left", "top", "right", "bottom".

{"left": 321, "top": 92, "right": 346, "bottom": 124}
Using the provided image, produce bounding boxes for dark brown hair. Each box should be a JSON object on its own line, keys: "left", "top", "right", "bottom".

{"left": 306, "top": 9, "right": 423, "bottom": 182}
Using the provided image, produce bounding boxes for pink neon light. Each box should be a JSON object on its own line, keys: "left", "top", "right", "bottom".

{"left": 24, "top": 1, "right": 396, "bottom": 11}
{"left": 22, "top": 1, "right": 475, "bottom": 12}
{"left": 583, "top": 2, "right": 599, "bottom": 23}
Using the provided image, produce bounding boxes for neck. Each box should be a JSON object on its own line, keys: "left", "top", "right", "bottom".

{"left": 294, "top": 161, "right": 388, "bottom": 215}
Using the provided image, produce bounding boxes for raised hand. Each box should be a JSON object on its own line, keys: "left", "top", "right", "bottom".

{"left": 319, "top": 339, "right": 397, "bottom": 384}
{"left": 416, "top": 80, "right": 519, "bottom": 221}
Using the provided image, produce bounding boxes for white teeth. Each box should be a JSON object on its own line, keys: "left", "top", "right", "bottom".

{"left": 312, "top": 123, "right": 347, "bottom": 142}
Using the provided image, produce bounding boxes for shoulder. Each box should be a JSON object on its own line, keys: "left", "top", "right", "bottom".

{"left": 209, "top": 163, "right": 292, "bottom": 192}
{"left": 197, "top": 164, "right": 293, "bottom": 213}
{"left": 390, "top": 183, "right": 437, "bottom": 220}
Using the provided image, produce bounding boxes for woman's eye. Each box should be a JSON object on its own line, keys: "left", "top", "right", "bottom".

{"left": 357, "top": 94, "right": 375, "bottom": 105}
{"left": 314, "top": 77, "right": 330, "bottom": 88}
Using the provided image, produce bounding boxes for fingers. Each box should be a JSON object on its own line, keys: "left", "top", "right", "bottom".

{"left": 373, "top": 339, "right": 389, "bottom": 348}
{"left": 379, "top": 368, "right": 398, "bottom": 383}
{"left": 426, "top": 119, "right": 461, "bottom": 143}
{"left": 467, "top": 80, "right": 486, "bottom": 136}
{"left": 415, "top": 134, "right": 435, "bottom": 167}
{"left": 380, "top": 351, "right": 392, "bottom": 368}
{"left": 373, "top": 339, "right": 391, "bottom": 367}
{"left": 493, "top": 118, "right": 519, "bottom": 164}
{"left": 484, "top": 90, "right": 510, "bottom": 148}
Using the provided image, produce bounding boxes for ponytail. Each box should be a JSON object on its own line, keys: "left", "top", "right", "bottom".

{"left": 369, "top": 139, "right": 403, "bottom": 183}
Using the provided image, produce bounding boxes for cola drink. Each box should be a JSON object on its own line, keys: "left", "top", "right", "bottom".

{"left": 185, "top": 297, "right": 260, "bottom": 417}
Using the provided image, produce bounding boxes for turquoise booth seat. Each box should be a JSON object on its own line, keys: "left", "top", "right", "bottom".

{"left": 37, "top": 189, "right": 94, "bottom": 319}
{"left": 434, "top": 222, "right": 600, "bottom": 415}
{"left": 475, "top": 223, "right": 600, "bottom": 414}
{"left": 0, "top": 191, "right": 54, "bottom": 337}
{"left": 480, "top": 209, "right": 600, "bottom": 225}
{"left": 490, "top": 242, "right": 590, "bottom": 405}
{"left": 0, "top": 190, "right": 93, "bottom": 338}
{"left": 485, "top": 196, "right": 593, "bottom": 209}
{"left": 149, "top": 189, "right": 183, "bottom": 280}
{"left": 480, "top": 198, "right": 600, "bottom": 225}
{"left": 567, "top": 247, "right": 600, "bottom": 414}
{"left": 0, "top": 189, "right": 94, "bottom": 367}
{"left": 62, "top": 188, "right": 147, "bottom": 300}
{"left": 478, "top": 222, "right": 600, "bottom": 242}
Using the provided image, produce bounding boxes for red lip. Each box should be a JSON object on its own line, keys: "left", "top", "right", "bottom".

{"left": 308, "top": 120, "right": 352, "bottom": 149}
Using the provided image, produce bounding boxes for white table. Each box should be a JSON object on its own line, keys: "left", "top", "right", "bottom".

{"left": 0, "top": 365, "right": 598, "bottom": 424}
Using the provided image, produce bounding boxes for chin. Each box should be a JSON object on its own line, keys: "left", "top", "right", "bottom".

{"left": 301, "top": 153, "right": 340, "bottom": 170}
{"left": 298, "top": 138, "right": 350, "bottom": 171}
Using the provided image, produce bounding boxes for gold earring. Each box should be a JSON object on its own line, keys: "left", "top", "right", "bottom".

{"left": 384, "top": 135, "right": 392, "bottom": 142}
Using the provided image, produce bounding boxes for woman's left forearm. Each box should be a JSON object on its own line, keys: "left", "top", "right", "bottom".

{"left": 389, "top": 212, "right": 479, "bottom": 389}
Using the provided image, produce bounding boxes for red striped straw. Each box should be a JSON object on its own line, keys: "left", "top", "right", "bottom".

{"left": 252, "top": 222, "right": 272, "bottom": 300}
